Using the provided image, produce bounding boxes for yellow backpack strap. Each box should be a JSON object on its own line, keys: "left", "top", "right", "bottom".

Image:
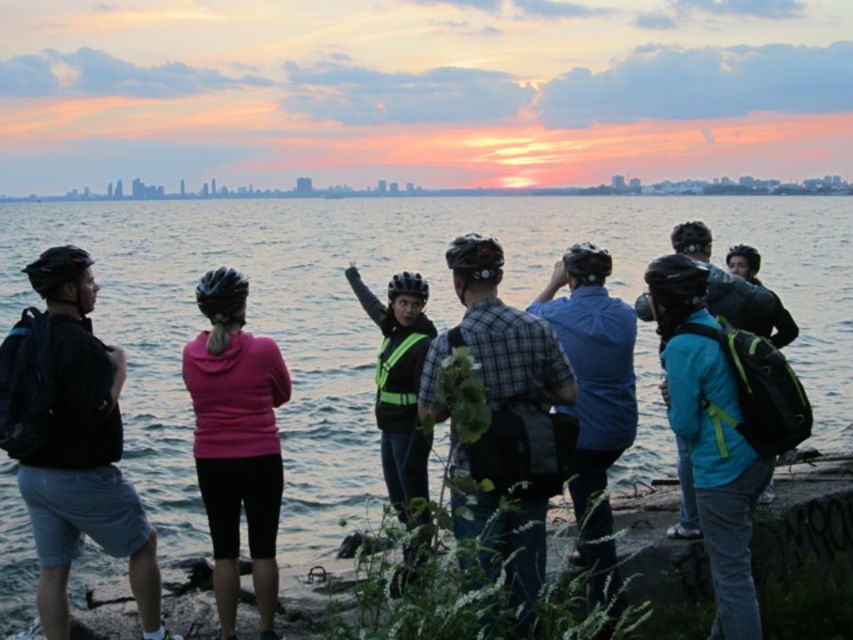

{"left": 700, "top": 396, "right": 736, "bottom": 458}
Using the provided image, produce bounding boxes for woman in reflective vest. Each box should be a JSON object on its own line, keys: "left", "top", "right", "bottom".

{"left": 345, "top": 264, "right": 437, "bottom": 536}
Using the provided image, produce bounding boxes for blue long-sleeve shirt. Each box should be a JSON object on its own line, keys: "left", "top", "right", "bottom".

{"left": 528, "top": 286, "right": 637, "bottom": 451}
{"left": 661, "top": 308, "right": 758, "bottom": 488}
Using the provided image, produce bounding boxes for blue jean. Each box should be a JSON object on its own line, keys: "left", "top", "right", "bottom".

{"left": 696, "top": 456, "right": 774, "bottom": 640}
{"left": 676, "top": 434, "right": 701, "bottom": 530}
{"left": 452, "top": 488, "right": 548, "bottom": 638}
{"left": 380, "top": 430, "right": 431, "bottom": 524}
{"left": 567, "top": 448, "right": 627, "bottom": 616}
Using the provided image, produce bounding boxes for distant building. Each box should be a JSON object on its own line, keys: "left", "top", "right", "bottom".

{"left": 202, "top": 183, "right": 209, "bottom": 197}
{"left": 738, "top": 176, "right": 755, "bottom": 187}
{"left": 180, "top": 179, "right": 185, "bottom": 196}
{"left": 107, "top": 183, "right": 113, "bottom": 198}
{"left": 296, "top": 177, "right": 313, "bottom": 194}
{"left": 115, "top": 179, "right": 123, "bottom": 198}
{"left": 378, "top": 180, "right": 387, "bottom": 193}
{"left": 389, "top": 182, "right": 399, "bottom": 194}
{"left": 611, "top": 175, "right": 626, "bottom": 191}
{"left": 406, "top": 182, "right": 415, "bottom": 193}
{"left": 629, "top": 178, "right": 641, "bottom": 190}
{"left": 211, "top": 178, "right": 217, "bottom": 195}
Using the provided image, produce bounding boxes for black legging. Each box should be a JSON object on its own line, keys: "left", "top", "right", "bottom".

{"left": 196, "top": 453, "right": 284, "bottom": 559}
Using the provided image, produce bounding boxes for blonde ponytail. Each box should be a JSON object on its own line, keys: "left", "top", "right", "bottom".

{"left": 206, "top": 322, "right": 231, "bottom": 355}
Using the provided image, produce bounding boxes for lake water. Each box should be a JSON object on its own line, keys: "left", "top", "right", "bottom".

{"left": 1, "top": 196, "right": 851, "bottom": 635}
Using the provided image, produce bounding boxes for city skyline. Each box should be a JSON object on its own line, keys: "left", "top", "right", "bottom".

{"left": 1, "top": 1, "right": 852, "bottom": 194}
{"left": 4, "top": 170, "right": 849, "bottom": 202}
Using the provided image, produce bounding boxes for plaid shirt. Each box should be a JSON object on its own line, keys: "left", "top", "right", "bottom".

{"left": 419, "top": 297, "right": 576, "bottom": 466}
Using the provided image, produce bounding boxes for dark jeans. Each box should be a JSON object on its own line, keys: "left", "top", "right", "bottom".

{"left": 452, "top": 488, "right": 549, "bottom": 638}
{"left": 696, "top": 456, "right": 774, "bottom": 640}
{"left": 381, "top": 430, "right": 432, "bottom": 523}
{"left": 567, "top": 448, "right": 627, "bottom": 615}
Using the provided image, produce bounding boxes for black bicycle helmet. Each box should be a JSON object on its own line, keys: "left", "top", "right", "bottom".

{"left": 726, "top": 244, "right": 761, "bottom": 275}
{"left": 196, "top": 267, "right": 249, "bottom": 323}
{"left": 23, "top": 245, "right": 94, "bottom": 299}
{"left": 563, "top": 241, "right": 612, "bottom": 283}
{"left": 671, "top": 221, "right": 712, "bottom": 254}
{"left": 644, "top": 254, "right": 709, "bottom": 307}
{"left": 388, "top": 271, "right": 429, "bottom": 301}
{"left": 445, "top": 233, "right": 504, "bottom": 281}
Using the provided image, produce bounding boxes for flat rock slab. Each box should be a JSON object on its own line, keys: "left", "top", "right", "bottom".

{"left": 73, "top": 453, "right": 853, "bottom": 638}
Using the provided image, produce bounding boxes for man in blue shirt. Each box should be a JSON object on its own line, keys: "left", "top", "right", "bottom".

{"left": 527, "top": 241, "right": 637, "bottom": 615}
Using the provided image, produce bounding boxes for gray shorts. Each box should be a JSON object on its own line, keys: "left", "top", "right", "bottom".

{"left": 17, "top": 464, "right": 153, "bottom": 567}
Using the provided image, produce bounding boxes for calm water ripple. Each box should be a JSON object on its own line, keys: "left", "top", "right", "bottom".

{"left": 1, "top": 196, "right": 851, "bottom": 635}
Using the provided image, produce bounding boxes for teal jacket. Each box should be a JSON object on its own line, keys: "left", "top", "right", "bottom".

{"left": 662, "top": 309, "right": 758, "bottom": 488}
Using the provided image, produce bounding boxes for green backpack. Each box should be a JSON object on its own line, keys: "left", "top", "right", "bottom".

{"left": 675, "top": 321, "right": 812, "bottom": 457}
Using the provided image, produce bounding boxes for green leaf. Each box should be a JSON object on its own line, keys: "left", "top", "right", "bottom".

{"left": 408, "top": 497, "right": 429, "bottom": 514}
{"left": 447, "top": 474, "right": 478, "bottom": 494}
{"left": 479, "top": 478, "right": 495, "bottom": 492}
{"left": 420, "top": 414, "right": 435, "bottom": 435}
{"left": 436, "top": 509, "right": 453, "bottom": 531}
{"left": 455, "top": 506, "right": 475, "bottom": 521}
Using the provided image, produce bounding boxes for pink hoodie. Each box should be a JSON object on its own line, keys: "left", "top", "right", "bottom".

{"left": 183, "top": 331, "right": 291, "bottom": 459}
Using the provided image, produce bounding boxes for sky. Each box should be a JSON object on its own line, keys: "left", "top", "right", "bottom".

{"left": 1, "top": 0, "right": 852, "bottom": 194}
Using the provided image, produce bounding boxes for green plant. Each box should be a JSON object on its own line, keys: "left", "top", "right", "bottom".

{"left": 630, "top": 552, "right": 853, "bottom": 640}
{"left": 326, "top": 346, "right": 651, "bottom": 639}
{"left": 760, "top": 551, "right": 853, "bottom": 640}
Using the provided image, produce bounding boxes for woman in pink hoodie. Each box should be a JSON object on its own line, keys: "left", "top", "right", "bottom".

{"left": 183, "top": 267, "right": 291, "bottom": 640}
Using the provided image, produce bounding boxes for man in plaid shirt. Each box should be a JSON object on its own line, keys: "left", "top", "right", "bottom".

{"left": 418, "top": 233, "right": 577, "bottom": 637}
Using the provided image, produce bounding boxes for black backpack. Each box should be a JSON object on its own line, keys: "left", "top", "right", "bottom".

{"left": 0, "top": 307, "right": 58, "bottom": 459}
{"left": 675, "top": 321, "right": 812, "bottom": 456}
{"left": 448, "top": 326, "right": 579, "bottom": 497}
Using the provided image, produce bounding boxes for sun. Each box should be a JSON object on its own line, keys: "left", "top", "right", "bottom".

{"left": 500, "top": 176, "right": 537, "bottom": 189}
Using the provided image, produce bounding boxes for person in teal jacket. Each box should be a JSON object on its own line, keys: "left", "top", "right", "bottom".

{"left": 645, "top": 254, "right": 773, "bottom": 640}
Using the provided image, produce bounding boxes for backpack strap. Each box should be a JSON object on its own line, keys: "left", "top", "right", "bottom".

{"left": 674, "top": 322, "right": 722, "bottom": 341}
{"left": 674, "top": 322, "right": 733, "bottom": 458}
{"left": 448, "top": 326, "right": 465, "bottom": 349}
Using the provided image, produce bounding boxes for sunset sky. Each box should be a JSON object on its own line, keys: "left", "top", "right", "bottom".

{"left": 1, "top": 0, "right": 851, "bottom": 194}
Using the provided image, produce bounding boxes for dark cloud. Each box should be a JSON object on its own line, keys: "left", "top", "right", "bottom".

{"left": 671, "top": 0, "right": 803, "bottom": 19}
{"left": 513, "top": 0, "right": 597, "bottom": 18}
{"left": 0, "top": 55, "right": 59, "bottom": 96}
{"left": 0, "top": 48, "right": 274, "bottom": 98}
{"left": 429, "top": 19, "right": 504, "bottom": 36}
{"left": 409, "top": 0, "right": 501, "bottom": 9}
{"left": 538, "top": 42, "right": 853, "bottom": 128}
{"left": 635, "top": 12, "right": 678, "bottom": 29}
{"left": 283, "top": 61, "right": 533, "bottom": 125}
{"left": 409, "top": 0, "right": 600, "bottom": 18}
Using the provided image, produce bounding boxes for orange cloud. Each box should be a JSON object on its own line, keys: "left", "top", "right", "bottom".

{"left": 1, "top": 89, "right": 851, "bottom": 189}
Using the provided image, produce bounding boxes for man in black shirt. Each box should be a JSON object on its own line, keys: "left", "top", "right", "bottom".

{"left": 17, "top": 246, "right": 180, "bottom": 640}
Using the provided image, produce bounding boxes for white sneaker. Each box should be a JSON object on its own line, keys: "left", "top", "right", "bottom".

{"left": 666, "top": 524, "right": 703, "bottom": 540}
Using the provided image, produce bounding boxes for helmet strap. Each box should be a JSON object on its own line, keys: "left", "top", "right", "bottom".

{"left": 457, "top": 279, "right": 470, "bottom": 307}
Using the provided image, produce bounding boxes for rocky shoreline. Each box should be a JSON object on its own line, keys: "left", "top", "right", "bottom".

{"left": 24, "top": 449, "right": 853, "bottom": 639}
